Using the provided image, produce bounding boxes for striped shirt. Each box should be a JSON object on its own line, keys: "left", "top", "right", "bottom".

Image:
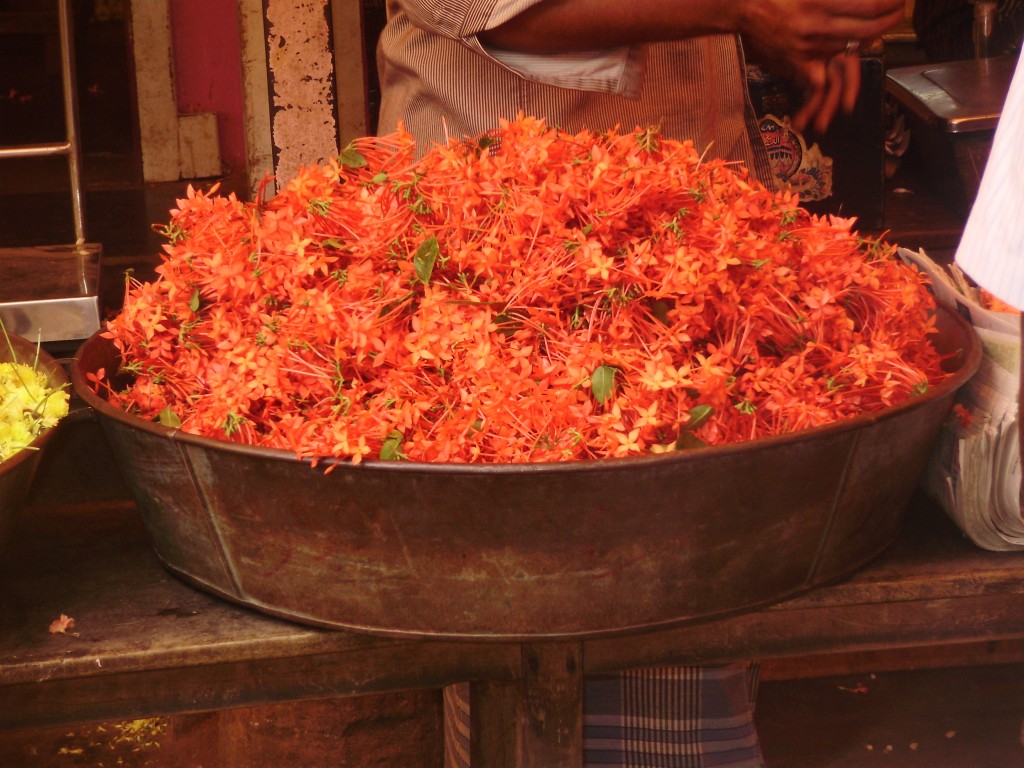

{"left": 376, "top": 0, "right": 773, "bottom": 184}
{"left": 955, "top": 50, "right": 1024, "bottom": 309}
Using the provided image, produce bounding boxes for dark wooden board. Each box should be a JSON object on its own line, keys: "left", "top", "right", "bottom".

{"left": 3, "top": 494, "right": 1023, "bottom": 767}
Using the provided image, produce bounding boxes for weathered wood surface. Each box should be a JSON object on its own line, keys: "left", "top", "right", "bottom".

{"left": 470, "top": 642, "right": 584, "bottom": 768}
{"left": 0, "top": 500, "right": 518, "bottom": 731}
{"left": 586, "top": 491, "right": 1024, "bottom": 672}
{"left": 2, "top": 494, "right": 1024, "bottom": 743}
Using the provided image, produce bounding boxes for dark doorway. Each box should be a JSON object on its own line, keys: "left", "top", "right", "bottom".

{"left": 0, "top": 0, "right": 139, "bottom": 247}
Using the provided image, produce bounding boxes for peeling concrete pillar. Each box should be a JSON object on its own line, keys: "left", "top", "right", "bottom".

{"left": 264, "top": 0, "right": 339, "bottom": 185}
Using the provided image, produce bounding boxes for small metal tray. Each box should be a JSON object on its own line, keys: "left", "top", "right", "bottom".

{"left": 886, "top": 54, "right": 1017, "bottom": 134}
{"left": 0, "top": 244, "right": 102, "bottom": 343}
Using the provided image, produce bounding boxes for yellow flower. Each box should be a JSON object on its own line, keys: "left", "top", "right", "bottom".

{"left": 0, "top": 363, "right": 69, "bottom": 462}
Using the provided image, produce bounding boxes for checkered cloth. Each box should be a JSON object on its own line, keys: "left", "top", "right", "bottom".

{"left": 444, "top": 663, "right": 765, "bottom": 768}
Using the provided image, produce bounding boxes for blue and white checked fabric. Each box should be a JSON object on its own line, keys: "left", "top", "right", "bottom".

{"left": 444, "top": 663, "right": 765, "bottom": 768}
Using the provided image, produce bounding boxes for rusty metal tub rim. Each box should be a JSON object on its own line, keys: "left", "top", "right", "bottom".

{"left": 72, "top": 310, "right": 980, "bottom": 476}
{"left": 67, "top": 307, "right": 981, "bottom": 640}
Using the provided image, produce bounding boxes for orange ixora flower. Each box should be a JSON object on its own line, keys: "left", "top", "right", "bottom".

{"left": 95, "top": 115, "right": 949, "bottom": 464}
{"left": 48, "top": 614, "right": 78, "bottom": 636}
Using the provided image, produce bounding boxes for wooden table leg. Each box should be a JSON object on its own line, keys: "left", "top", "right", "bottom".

{"left": 470, "top": 641, "right": 583, "bottom": 768}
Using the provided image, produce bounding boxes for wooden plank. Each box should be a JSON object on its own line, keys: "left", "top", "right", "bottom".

{"left": 471, "top": 642, "right": 583, "bottom": 768}
{"left": 0, "top": 694, "right": 445, "bottom": 767}
{"left": 0, "top": 501, "right": 360, "bottom": 685}
{"left": 330, "top": 0, "right": 371, "bottom": 145}
{"left": 0, "top": 500, "right": 517, "bottom": 732}
{"left": 4, "top": 493, "right": 1024, "bottom": 735}
{"left": 760, "top": 638, "right": 1024, "bottom": 680}
{"left": 238, "top": 0, "right": 275, "bottom": 198}
{"left": 518, "top": 642, "right": 583, "bottom": 768}
{"left": 470, "top": 680, "right": 518, "bottom": 767}
{"left": 178, "top": 112, "right": 222, "bottom": 178}
{"left": 585, "top": 592, "right": 1024, "bottom": 673}
{"left": 0, "top": 640, "right": 514, "bottom": 732}
{"left": 0, "top": 499, "right": 519, "bottom": 730}
{"left": 585, "top": 498, "right": 1024, "bottom": 671}
{"left": 128, "top": 0, "right": 180, "bottom": 181}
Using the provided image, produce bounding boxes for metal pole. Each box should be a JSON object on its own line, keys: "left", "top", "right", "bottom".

{"left": 57, "top": 0, "right": 87, "bottom": 247}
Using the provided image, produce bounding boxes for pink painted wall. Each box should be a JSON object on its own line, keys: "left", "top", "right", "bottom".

{"left": 168, "top": 0, "right": 248, "bottom": 175}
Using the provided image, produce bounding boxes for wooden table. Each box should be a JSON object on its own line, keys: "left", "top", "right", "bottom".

{"left": 0, "top": 175, "right": 1009, "bottom": 766}
{"left": 0, "top": 169, "right": 1009, "bottom": 765}
{"left": 4, "top": 492, "right": 1024, "bottom": 766}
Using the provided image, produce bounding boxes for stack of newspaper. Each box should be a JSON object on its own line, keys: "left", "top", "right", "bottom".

{"left": 900, "top": 247, "right": 1023, "bottom": 551}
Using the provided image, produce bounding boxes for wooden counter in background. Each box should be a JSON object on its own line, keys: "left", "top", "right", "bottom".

{"left": 868, "top": 160, "right": 968, "bottom": 258}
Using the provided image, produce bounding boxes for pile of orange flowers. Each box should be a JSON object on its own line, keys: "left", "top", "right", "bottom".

{"left": 94, "top": 115, "right": 947, "bottom": 464}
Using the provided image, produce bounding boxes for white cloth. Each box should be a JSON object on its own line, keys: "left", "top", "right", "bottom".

{"left": 947, "top": 50, "right": 1024, "bottom": 549}
{"left": 481, "top": 0, "right": 641, "bottom": 95}
{"left": 955, "top": 50, "right": 1024, "bottom": 307}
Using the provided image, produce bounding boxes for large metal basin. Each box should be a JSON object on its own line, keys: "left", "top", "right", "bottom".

{"left": 0, "top": 335, "right": 69, "bottom": 554}
{"left": 71, "top": 307, "right": 980, "bottom": 640}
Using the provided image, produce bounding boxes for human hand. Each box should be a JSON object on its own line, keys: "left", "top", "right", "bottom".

{"left": 790, "top": 52, "right": 862, "bottom": 134}
{"left": 737, "top": 0, "right": 904, "bottom": 61}
{"left": 740, "top": 0, "right": 900, "bottom": 134}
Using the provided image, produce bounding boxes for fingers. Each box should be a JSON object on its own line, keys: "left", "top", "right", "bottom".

{"left": 810, "top": 57, "right": 852, "bottom": 134}
{"left": 789, "top": 53, "right": 862, "bottom": 135}
{"left": 825, "top": 2, "right": 905, "bottom": 54}
{"left": 814, "top": 0, "right": 906, "bottom": 35}
{"left": 791, "top": 62, "right": 827, "bottom": 132}
{"left": 771, "top": 1, "right": 905, "bottom": 60}
{"left": 839, "top": 52, "right": 861, "bottom": 114}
